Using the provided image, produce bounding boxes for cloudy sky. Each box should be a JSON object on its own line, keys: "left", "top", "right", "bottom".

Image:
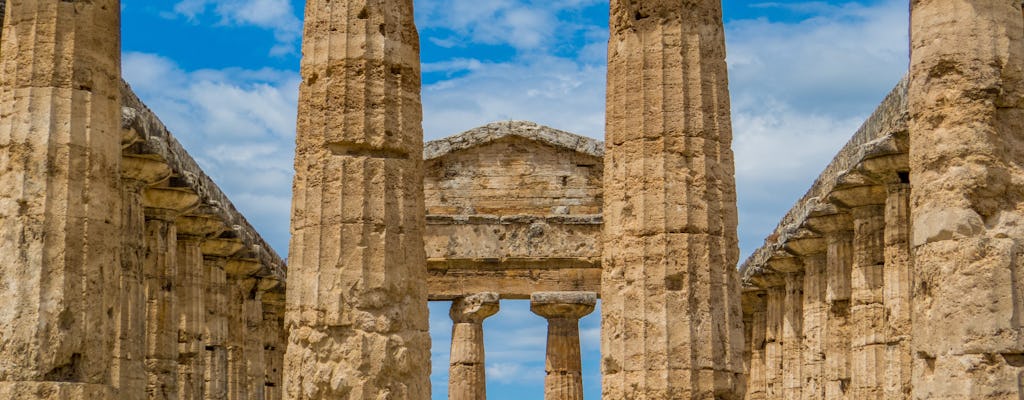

{"left": 120, "top": 0, "right": 908, "bottom": 398}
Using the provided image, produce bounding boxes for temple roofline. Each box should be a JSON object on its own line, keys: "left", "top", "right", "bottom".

{"left": 424, "top": 120, "right": 604, "bottom": 160}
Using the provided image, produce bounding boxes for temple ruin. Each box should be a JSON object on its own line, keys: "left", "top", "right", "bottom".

{"left": 1, "top": 0, "right": 1023, "bottom": 399}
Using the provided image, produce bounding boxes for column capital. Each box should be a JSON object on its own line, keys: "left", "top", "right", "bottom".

{"left": 450, "top": 292, "right": 500, "bottom": 324}
{"left": 530, "top": 292, "right": 596, "bottom": 320}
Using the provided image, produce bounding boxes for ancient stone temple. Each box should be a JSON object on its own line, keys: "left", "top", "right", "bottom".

{"left": 2, "top": 0, "right": 1024, "bottom": 399}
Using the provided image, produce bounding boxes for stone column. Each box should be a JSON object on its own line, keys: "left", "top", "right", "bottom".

{"left": 226, "top": 277, "right": 252, "bottom": 400}
{"left": 284, "top": 0, "right": 431, "bottom": 398}
{"left": 530, "top": 292, "right": 596, "bottom": 400}
{"left": 0, "top": 1, "right": 122, "bottom": 398}
{"left": 116, "top": 155, "right": 170, "bottom": 400}
{"left": 602, "top": 0, "right": 744, "bottom": 398}
{"left": 764, "top": 285, "right": 785, "bottom": 399}
{"left": 800, "top": 254, "right": 827, "bottom": 400}
{"left": 203, "top": 257, "right": 228, "bottom": 400}
{"left": 883, "top": 184, "right": 911, "bottom": 398}
{"left": 745, "top": 292, "right": 768, "bottom": 400}
{"left": 849, "top": 204, "right": 885, "bottom": 399}
{"left": 177, "top": 238, "right": 206, "bottom": 400}
{"left": 449, "top": 293, "right": 500, "bottom": 400}
{"left": 261, "top": 290, "right": 286, "bottom": 400}
{"left": 783, "top": 273, "right": 804, "bottom": 400}
{"left": 245, "top": 290, "right": 265, "bottom": 400}
{"left": 824, "top": 228, "right": 853, "bottom": 400}
{"left": 909, "top": 4, "right": 1024, "bottom": 398}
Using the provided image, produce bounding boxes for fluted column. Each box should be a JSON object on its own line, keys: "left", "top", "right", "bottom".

{"left": 449, "top": 293, "right": 500, "bottom": 400}
{"left": 602, "top": 1, "right": 743, "bottom": 397}
{"left": 745, "top": 292, "right": 768, "bottom": 400}
{"left": 824, "top": 229, "right": 853, "bottom": 400}
{"left": 764, "top": 285, "right": 785, "bottom": 399}
{"left": 801, "top": 254, "right": 827, "bottom": 400}
{"left": 145, "top": 212, "right": 180, "bottom": 399}
{"left": 177, "top": 238, "right": 206, "bottom": 400}
{"left": 850, "top": 204, "right": 885, "bottom": 399}
{"left": 0, "top": 1, "right": 122, "bottom": 398}
{"left": 284, "top": 0, "right": 430, "bottom": 397}
{"left": 226, "top": 277, "right": 252, "bottom": 400}
{"left": 782, "top": 273, "right": 804, "bottom": 400}
{"left": 203, "top": 257, "right": 228, "bottom": 400}
{"left": 908, "top": 4, "right": 1024, "bottom": 398}
{"left": 884, "top": 184, "right": 911, "bottom": 398}
{"left": 245, "top": 289, "right": 265, "bottom": 400}
{"left": 531, "top": 292, "right": 596, "bottom": 400}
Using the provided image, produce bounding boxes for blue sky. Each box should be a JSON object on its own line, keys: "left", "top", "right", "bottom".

{"left": 120, "top": 1, "right": 909, "bottom": 398}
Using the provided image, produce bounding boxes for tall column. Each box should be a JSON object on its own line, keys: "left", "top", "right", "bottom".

{"left": 284, "top": 0, "right": 431, "bottom": 398}
{"left": 764, "top": 286, "right": 784, "bottom": 400}
{"left": 602, "top": 1, "right": 744, "bottom": 398}
{"left": 531, "top": 292, "right": 596, "bottom": 400}
{"left": 145, "top": 213, "right": 180, "bottom": 400}
{"left": 0, "top": 1, "right": 122, "bottom": 398}
{"left": 800, "top": 254, "right": 827, "bottom": 400}
{"left": 883, "top": 184, "right": 912, "bottom": 398}
{"left": 226, "top": 277, "right": 250, "bottom": 400}
{"left": 245, "top": 290, "right": 265, "bottom": 400}
{"left": 850, "top": 204, "right": 885, "bottom": 399}
{"left": 909, "top": 2, "right": 1024, "bottom": 398}
{"left": 177, "top": 238, "right": 206, "bottom": 400}
{"left": 824, "top": 229, "right": 853, "bottom": 400}
{"left": 782, "top": 273, "right": 804, "bottom": 400}
{"left": 449, "top": 293, "right": 500, "bottom": 400}
{"left": 117, "top": 154, "right": 171, "bottom": 400}
{"left": 262, "top": 291, "right": 286, "bottom": 400}
{"left": 745, "top": 292, "right": 768, "bottom": 400}
{"left": 203, "top": 257, "right": 228, "bottom": 400}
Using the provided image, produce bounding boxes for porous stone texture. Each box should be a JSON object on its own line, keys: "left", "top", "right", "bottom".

{"left": 284, "top": 0, "right": 431, "bottom": 398}
{"left": 601, "top": 1, "right": 744, "bottom": 398}
{"left": 531, "top": 292, "right": 596, "bottom": 400}
{"left": 908, "top": 1, "right": 1024, "bottom": 398}
{"left": 448, "top": 293, "right": 499, "bottom": 400}
{"left": 0, "top": 1, "right": 122, "bottom": 397}
{"left": 423, "top": 125, "right": 603, "bottom": 299}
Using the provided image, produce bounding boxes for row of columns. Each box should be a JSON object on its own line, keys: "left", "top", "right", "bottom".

{"left": 447, "top": 292, "right": 596, "bottom": 400}
{"left": 121, "top": 155, "right": 289, "bottom": 400}
{"left": 745, "top": 183, "right": 912, "bottom": 400}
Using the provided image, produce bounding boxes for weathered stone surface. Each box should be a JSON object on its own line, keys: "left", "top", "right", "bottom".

{"left": 284, "top": 0, "right": 431, "bottom": 398}
{"left": 448, "top": 293, "right": 499, "bottom": 400}
{"left": 909, "top": 2, "right": 1024, "bottom": 398}
{"left": 531, "top": 292, "right": 596, "bottom": 400}
{"left": 0, "top": 0, "right": 122, "bottom": 395}
{"left": 602, "top": 1, "right": 744, "bottom": 398}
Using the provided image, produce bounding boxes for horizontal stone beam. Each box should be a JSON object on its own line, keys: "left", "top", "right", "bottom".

{"left": 427, "top": 258, "right": 601, "bottom": 300}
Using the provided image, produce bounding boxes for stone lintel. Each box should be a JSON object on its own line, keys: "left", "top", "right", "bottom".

{"left": 121, "top": 155, "right": 172, "bottom": 185}
{"left": 175, "top": 215, "right": 229, "bottom": 238}
{"left": 143, "top": 187, "right": 200, "bottom": 215}
{"left": 826, "top": 184, "right": 888, "bottom": 209}
{"left": 427, "top": 259, "right": 600, "bottom": 300}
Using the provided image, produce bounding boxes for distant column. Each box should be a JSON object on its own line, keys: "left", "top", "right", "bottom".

{"left": 824, "top": 229, "right": 853, "bottom": 400}
{"left": 850, "top": 204, "right": 885, "bottom": 399}
{"left": 801, "top": 254, "right": 828, "bottom": 400}
{"left": 531, "top": 292, "right": 596, "bottom": 400}
{"left": 203, "top": 257, "right": 229, "bottom": 400}
{"left": 764, "top": 286, "right": 785, "bottom": 399}
{"left": 782, "top": 273, "right": 804, "bottom": 400}
{"left": 602, "top": 0, "right": 744, "bottom": 397}
{"left": 883, "top": 184, "right": 912, "bottom": 398}
{"left": 745, "top": 292, "right": 768, "bottom": 400}
{"left": 0, "top": 1, "right": 122, "bottom": 398}
{"left": 448, "top": 293, "right": 500, "bottom": 400}
{"left": 177, "top": 238, "right": 206, "bottom": 400}
{"left": 284, "top": 0, "right": 431, "bottom": 397}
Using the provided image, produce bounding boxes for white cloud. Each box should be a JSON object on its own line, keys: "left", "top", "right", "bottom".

{"left": 171, "top": 0, "right": 302, "bottom": 56}
{"left": 122, "top": 52, "right": 299, "bottom": 253}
